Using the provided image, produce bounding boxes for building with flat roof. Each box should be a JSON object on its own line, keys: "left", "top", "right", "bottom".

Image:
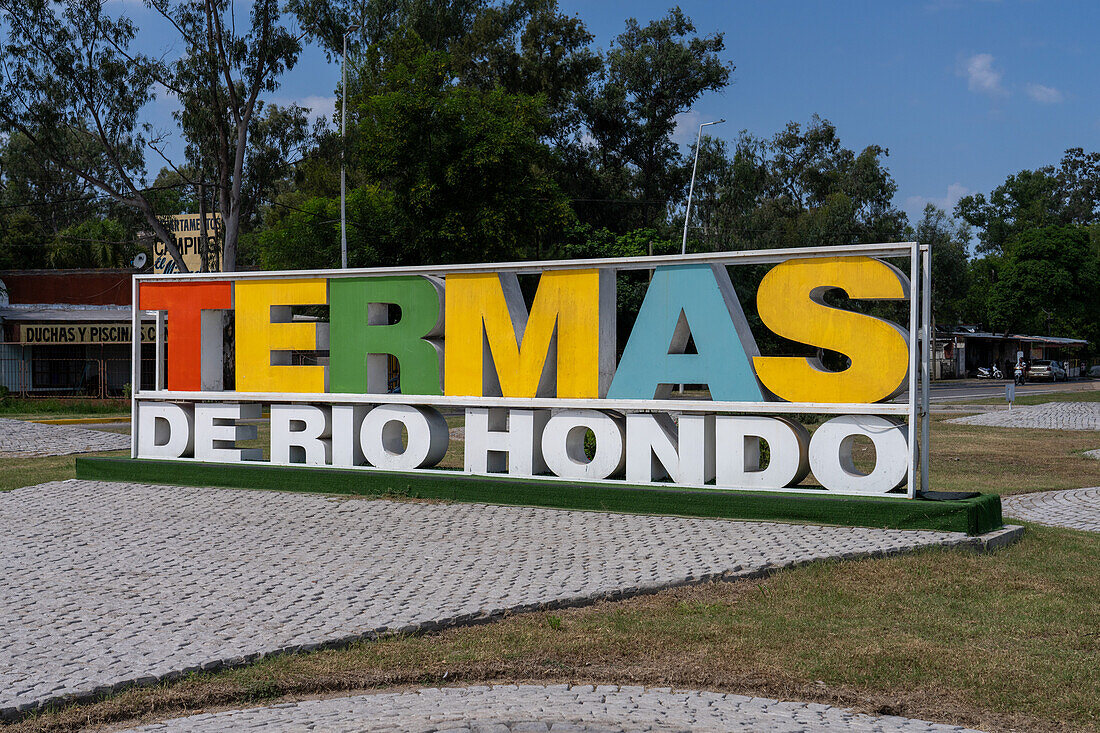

{"left": 0, "top": 269, "right": 154, "bottom": 397}
{"left": 935, "top": 326, "right": 1089, "bottom": 379}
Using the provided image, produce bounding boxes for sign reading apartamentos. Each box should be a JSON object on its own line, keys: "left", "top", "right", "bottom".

{"left": 152, "top": 213, "right": 223, "bottom": 274}
{"left": 131, "top": 244, "right": 927, "bottom": 498}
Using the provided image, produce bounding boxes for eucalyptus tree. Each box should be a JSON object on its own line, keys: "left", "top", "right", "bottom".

{"left": 0, "top": 0, "right": 305, "bottom": 272}
{"left": 580, "top": 8, "right": 732, "bottom": 230}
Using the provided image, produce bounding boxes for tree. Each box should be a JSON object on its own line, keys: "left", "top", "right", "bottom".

{"left": 683, "top": 116, "right": 907, "bottom": 252}
{"left": 0, "top": 211, "right": 45, "bottom": 269}
{"left": 292, "top": 0, "right": 598, "bottom": 147}
{"left": 955, "top": 169, "right": 1061, "bottom": 257}
{"left": 0, "top": 0, "right": 305, "bottom": 272}
{"left": 258, "top": 30, "right": 573, "bottom": 269}
{"left": 955, "top": 147, "right": 1100, "bottom": 258}
{"left": 1054, "top": 148, "right": 1100, "bottom": 224}
{"left": 580, "top": 7, "right": 731, "bottom": 231}
{"left": 45, "top": 218, "right": 136, "bottom": 269}
{"left": 987, "top": 226, "right": 1100, "bottom": 344}
{"left": 913, "top": 204, "right": 970, "bottom": 325}
{"left": 0, "top": 130, "right": 105, "bottom": 237}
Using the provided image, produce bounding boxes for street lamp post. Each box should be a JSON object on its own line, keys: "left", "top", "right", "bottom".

{"left": 681, "top": 118, "right": 725, "bottom": 255}
{"left": 341, "top": 25, "right": 360, "bottom": 269}
{"left": 678, "top": 118, "right": 725, "bottom": 393}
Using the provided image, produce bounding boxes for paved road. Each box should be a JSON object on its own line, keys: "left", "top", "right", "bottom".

{"left": 1002, "top": 488, "right": 1100, "bottom": 532}
{"left": 0, "top": 417, "right": 130, "bottom": 457}
{"left": 926, "top": 379, "right": 1097, "bottom": 403}
{"left": 121, "top": 684, "right": 985, "bottom": 732}
{"left": 0, "top": 480, "right": 1004, "bottom": 719}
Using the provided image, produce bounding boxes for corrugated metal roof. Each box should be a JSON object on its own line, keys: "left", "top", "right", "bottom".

{"left": 949, "top": 329, "right": 1088, "bottom": 346}
{"left": 0, "top": 306, "right": 155, "bottom": 322}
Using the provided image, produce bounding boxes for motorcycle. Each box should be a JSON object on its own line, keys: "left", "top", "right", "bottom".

{"left": 977, "top": 365, "right": 1003, "bottom": 379}
{"left": 1014, "top": 364, "right": 1026, "bottom": 385}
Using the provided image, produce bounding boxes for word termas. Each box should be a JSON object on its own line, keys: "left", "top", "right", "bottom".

{"left": 138, "top": 256, "right": 910, "bottom": 404}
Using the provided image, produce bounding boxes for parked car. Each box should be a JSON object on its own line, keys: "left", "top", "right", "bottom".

{"left": 1089, "top": 365, "right": 1100, "bottom": 379}
{"left": 1029, "top": 359, "right": 1068, "bottom": 382}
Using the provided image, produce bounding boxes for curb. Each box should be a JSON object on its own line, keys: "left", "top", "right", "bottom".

{"left": 33, "top": 417, "right": 131, "bottom": 425}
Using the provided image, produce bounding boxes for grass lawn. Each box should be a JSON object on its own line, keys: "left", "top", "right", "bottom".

{"left": 0, "top": 450, "right": 128, "bottom": 492}
{"left": 14, "top": 524, "right": 1099, "bottom": 733}
{"left": 927, "top": 418, "right": 1099, "bottom": 496}
{"left": 0, "top": 398, "right": 130, "bottom": 421}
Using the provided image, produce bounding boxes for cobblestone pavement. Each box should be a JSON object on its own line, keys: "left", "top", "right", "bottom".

{"left": 946, "top": 401, "right": 1100, "bottom": 430}
{"left": 0, "top": 480, "right": 998, "bottom": 718}
{"left": 0, "top": 417, "right": 129, "bottom": 457}
{"left": 1002, "top": 487, "right": 1100, "bottom": 532}
{"left": 122, "top": 684, "right": 985, "bottom": 732}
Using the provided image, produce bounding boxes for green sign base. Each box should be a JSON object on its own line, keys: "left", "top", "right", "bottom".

{"left": 75, "top": 457, "right": 1003, "bottom": 536}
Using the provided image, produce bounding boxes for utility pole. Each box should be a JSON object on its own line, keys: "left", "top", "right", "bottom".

{"left": 341, "top": 25, "right": 360, "bottom": 269}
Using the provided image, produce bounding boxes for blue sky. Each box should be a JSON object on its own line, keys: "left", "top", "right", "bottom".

{"left": 136, "top": 0, "right": 1099, "bottom": 228}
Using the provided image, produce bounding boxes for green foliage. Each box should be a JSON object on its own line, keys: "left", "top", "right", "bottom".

{"left": 955, "top": 148, "right": 1100, "bottom": 351}
{"left": 955, "top": 169, "right": 1062, "bottom": 257}
{"left": 987, "top": 226, "right": 1100, "bottom": 345}
{"left": 0, "top": 131, "right": 105, "bottom": 233}
{"left": 46, "top": 218, "right": 136, "bottom": 268}
{"left": 579, "top": 8, "right": 731, "bottom": 231}
{"left": 0, "top": 210, "right": 46, "bottom": 269}
{"left": 259, "top": 29, "right": 574, "bottom": 268}
{"left": 0, "top": 0, "right": 308, "bottom": 272}
{"left": 686, "top": 116, "right": 907, "bottom": 252}
{"left": 913, "top": 204, "right": 970, "bottom": 325}
{"left": 955, "top": 148, "right": 1099, "bottom": 257}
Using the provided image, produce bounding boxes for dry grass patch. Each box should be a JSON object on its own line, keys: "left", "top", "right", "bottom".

{"left": 0, "top": 450, "right": 127, "bottom": 492}
{"left": 928, "top": 420, "right": 1100, "bottom": 495}
{"left": 13, "top": 525, "right": 1100, "bottom": 733}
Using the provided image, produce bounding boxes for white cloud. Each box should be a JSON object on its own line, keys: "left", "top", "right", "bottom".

{"left": 961, "top": 53, "right": 1005, "bottom": 96}
{"left": 1025, "top": 83, "right": 1063, "bottom": 104}
{"left": 271, "top": 95, "right": 338, "bottom": 125}
{"left": 672, "top": 110, "right": 702, "bottom": 145}
{"left": 295, "top": 95, "right": 338, "bottom": 124}
{"left": 905, "top": 182, "right": 972, "bottom": 213}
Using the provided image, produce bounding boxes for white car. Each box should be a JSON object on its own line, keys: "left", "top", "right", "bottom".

{"left": 1029, "top": 360, "right": 1067, "bottom": 382}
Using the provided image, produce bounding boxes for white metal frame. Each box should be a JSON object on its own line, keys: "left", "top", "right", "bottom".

{"left": 129, "top": 241, "right": 933, "bottom": 498}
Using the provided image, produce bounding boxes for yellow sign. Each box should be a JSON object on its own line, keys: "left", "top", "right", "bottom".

{"left": 153, "top": 213, "right": 223, "bottom": 274}
{"left": 20, "top": 323, "right": 156, "bottom": 345}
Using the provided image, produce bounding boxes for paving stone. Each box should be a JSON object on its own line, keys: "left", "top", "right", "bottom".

{"left": 119, "top": 685, "right": 986, "bottom": 732}
{"left": 1002, "top": 487, "right": 1100, "bottom": 532}
{"left": 0, "top": 480, "right": 997, "bottom": 718}
{"left": 946, "top": 401, "right": 1100, "bottom": 431}
{"left": 0, "top": 417, "right": 129, "bottom": 457}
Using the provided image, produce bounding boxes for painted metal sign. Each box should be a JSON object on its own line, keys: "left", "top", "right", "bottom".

{"left": 152, "top": 213, "right": 223, "bottom": 274}
{"left": 130, "top": 242, "right": 932, "bottom": 498}
{"left": 20, "top": 322, "right": 156, "bottom": 345}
